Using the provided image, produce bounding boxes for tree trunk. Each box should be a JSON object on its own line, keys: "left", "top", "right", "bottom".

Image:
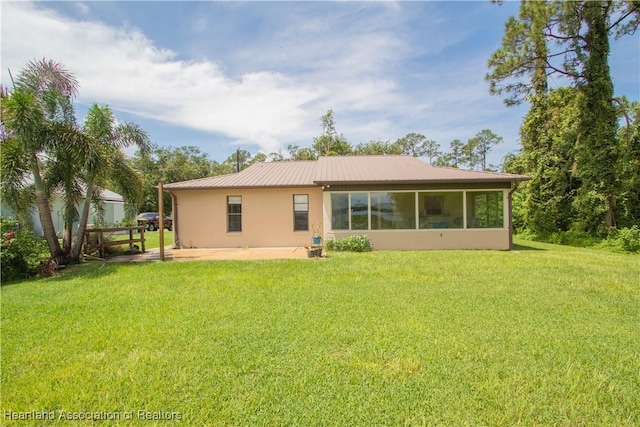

{"left": 31, "top": 157, "right": 64, "bottom": 261}
{"left": 63, "top": 222, "right": 72, "bottom": 254}
{"left": 68, "top": 183, "right": 94, "bottom": 264}
{"left": 605, "top": 195, "right": 616, "bottom": 228}
{"left": 578, "top": 1, "right": 619, "bottom": 231}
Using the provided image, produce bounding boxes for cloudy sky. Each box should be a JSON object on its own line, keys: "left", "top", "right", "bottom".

{"left": 2, "top": 1, "right": 638, "bottom": 166}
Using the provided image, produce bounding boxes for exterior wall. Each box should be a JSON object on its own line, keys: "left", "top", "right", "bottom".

{"left": 326, "top": 229, "right": 510, "bottom": 250}
{"left": 3, "top": 199, "right": 125, "bottom": 236}
{"left": 170, "top": 185, "right": 513, "bottom": 250}
{"left": 171, "top": 187, "right": 324, "bottom": 248}
{"left": 56, "top": 201, "right": 126, "bottom": 231}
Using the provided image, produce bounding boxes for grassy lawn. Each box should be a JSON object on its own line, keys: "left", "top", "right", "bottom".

{"left": 107, "top": 230, "right": 173, "bottom": 252}
{"left": 2, "top": 239, "right": 639, "bottom": 425}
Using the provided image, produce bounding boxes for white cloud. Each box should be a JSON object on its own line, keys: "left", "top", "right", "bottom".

{"left": 1, "top": 2, "right": 322, "bottom": 153}
{"left": 73, "top": 2, "right": 90, "bottom": 16}
{"left": 0, "top": 1, "right": 548, "bottom": 164}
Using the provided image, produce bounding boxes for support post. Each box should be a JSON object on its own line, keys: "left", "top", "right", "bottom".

{"left": 508, "top": 182, "right": 520, "bottom": 251}
{"left": 158, "top": 181, "right": 165, "bottom": 261}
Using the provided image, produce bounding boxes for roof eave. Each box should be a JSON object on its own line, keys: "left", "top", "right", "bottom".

{"left": 314, "top": 177, "right": 530, "bottom": 186}
{"left": 164, "top": 184, "right": 320, "bottom": 191}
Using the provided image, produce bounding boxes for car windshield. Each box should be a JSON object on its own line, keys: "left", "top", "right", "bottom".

{"left": 138, "top": 213, "right": 156, "bottom": 219}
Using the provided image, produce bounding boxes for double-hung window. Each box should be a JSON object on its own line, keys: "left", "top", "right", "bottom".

{"left": 293, "top": 194, "right": 309, "bottom": 231}
{"left": 227, "top": 196, "right": 242, "bottom": 232}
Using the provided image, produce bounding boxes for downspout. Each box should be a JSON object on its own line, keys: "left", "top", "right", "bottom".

{"left": 508, "top": 181, "right": 520, "bottom": 251}
{"left": 171, "top": 192, "right": 179, "bottom": 249}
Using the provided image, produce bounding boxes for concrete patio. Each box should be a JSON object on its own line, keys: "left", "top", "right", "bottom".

{"left": 104, "top": 246, "right": 320, "bottom": 262}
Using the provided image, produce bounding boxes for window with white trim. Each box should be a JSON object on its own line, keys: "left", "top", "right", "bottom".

{"left": 293, "top": 194, "right": 309, "bottom": 231}
{"left": 227, "top": 196, "right": 242, "bottom": 232}
{"left": 466, "top": 191, "right": 504, "bottom": 228}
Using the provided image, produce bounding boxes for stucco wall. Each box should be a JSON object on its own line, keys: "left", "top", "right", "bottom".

{"left": 326, "top": 229, "right": 510, "bottom": 250}
{"left": 171, "top": 187, "right": 324, "bottom": 248}
{"left": 170, "top": 186, "right": 512, "bottom": 250}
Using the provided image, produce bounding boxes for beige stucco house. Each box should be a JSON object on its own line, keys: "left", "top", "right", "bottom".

{"left": 163, "top": 155, "right": 529, "bottom": 251}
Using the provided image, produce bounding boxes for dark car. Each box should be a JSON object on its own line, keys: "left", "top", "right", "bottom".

{"left": 136, "top": 212, "right": 172, "bottom": 231}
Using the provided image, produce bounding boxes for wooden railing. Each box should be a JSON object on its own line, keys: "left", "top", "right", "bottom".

{"left": 84, "top": 226, "right": 146, "bottom": 259}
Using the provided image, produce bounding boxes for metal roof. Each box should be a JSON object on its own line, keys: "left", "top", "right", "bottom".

{"left": 164, "top": 161, "right": 318, "bottom": 189}
{"left": 163, "top": 156, "right": 529, "bottom": 190}
{"left": 316, "top": 155, "right": 527, "bottom": 184}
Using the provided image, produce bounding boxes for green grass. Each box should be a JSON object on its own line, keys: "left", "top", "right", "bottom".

{"left": 2, "top": 239, "right": 639, "bottom": 425}
{"left": 107, "top": 230, "right": 173, "bottom": 252}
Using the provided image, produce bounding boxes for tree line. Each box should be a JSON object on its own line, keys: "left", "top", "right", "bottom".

{"left": 487, "top": 0, "right": 639, "bottom": 235}
{"left": 132, "top": 109, "right": 505, "bottom": 214}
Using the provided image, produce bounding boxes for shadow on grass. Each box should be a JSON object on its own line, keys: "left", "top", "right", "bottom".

{"left": 2, "top": 260, "right": 135, "bottom": 287}
{"left": 512, "top": 243, "right": 546, "bottom": 251}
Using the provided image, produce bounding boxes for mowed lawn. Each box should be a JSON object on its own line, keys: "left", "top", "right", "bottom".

{"left": 108, "top": 230, "right": 173, "bottom": 250}
{"left": 1, "top": 240, "right": 639, "bottom": 426}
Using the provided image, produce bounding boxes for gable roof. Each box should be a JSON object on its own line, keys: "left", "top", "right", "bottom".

{"left": 163, "top": 155, "right": 529, "bottom": 190}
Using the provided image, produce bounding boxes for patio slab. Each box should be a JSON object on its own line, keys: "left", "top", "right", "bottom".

{"left": 105, "top": 246, "right": 320, "bottom": 262}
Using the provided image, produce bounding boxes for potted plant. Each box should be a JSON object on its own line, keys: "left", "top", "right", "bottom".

{"left": 311, "top": 222, "right": 322, "bottom": 245}
{"left": 304, "top": 245, "right": 323, "bottom": 258}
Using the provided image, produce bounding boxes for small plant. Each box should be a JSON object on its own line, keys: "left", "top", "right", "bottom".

{"left": 304, "top": 245, "right": 323, "bottom": 258}
{"left": 324, "top": 234, "right": 373, "bottom": 252}
{"left": 1, "top": 217, "right": 50, "bottom": 282}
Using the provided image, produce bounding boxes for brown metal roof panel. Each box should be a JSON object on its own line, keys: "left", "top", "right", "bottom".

{"left": 316, "top": 155, "right": 528, "bottom": 183}
{"left": 164, "top": 161, "right": 319, "bottom": 189}
{"left": 244, "top": 161, "right": 317, "bottom": 186}
{"left": 164, "top": 156, "right": 529, "bottom": 190}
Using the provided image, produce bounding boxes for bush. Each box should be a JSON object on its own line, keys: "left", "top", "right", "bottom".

{"left": 601, "top": 226, "right": 640, "bottom": 253}
{"left": 516, "top": 226, "right": 640, "bottom": 253}
{"left": 1, "top": 217, "right": 50, "bottom": 283}
{"left": 325, "top": 235, "right": 373, "bottom": 252}
{"left": 615, "top": 226, "right": 640, "bottom": 252}
{"left": 549, "top": 230, "right": 600, "bottom": 248}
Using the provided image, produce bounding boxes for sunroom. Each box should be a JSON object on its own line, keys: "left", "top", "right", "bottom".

{"left": 328, "top": 190, "right": 505, "bottom": 231}
{"left": 322, "top": 187, "right": 513, "bottom": 250}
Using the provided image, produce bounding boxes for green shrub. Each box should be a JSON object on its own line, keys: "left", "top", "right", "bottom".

{"left": 325, "top": 234, "right": 373, "bottom": 252}
{"left": 617, "top": 226, "right": 640, "bottom": 252}
{"left": 550, "top": 230, "right": 600, "bottom": 248}
{"left": 516, "top": 226, "right": 640, "bottom": 253}
{"left": 604, "top": 226, "right": 640, "bottom": 253}
{"left": 1, "top": 217, "right": 50, "bottom": 283}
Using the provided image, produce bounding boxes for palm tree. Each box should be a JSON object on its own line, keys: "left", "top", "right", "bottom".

{"left": 2, "top": 60, "right": 150, "bottom": 265}
{"left": 1, "top": 59, "right": 79, "bottom": 262}
{"left": 64, "top": 104, "right": 150, "bottom": 263}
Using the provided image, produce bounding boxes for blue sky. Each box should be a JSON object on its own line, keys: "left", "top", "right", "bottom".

{"left": 2, "top": 1, "right": 638, "bottom": 167}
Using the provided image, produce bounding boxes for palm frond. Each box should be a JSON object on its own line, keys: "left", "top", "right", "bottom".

{"left": 15, "top": 58, "right": 79, "bottom": 99}
{"left": 90, "top": 188, "right": 106, "bottom": 226}
{"left": 0, "top": 89, "right": 46, "bottom": 148}
{"left": 84, "top": 104, "right": 116, "bottom": 144}
{"left": 107, "top": 152, "right": 144, "bottom": 205}
{"left": 114, "top": 122, "right": 151, "bottom": 153}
